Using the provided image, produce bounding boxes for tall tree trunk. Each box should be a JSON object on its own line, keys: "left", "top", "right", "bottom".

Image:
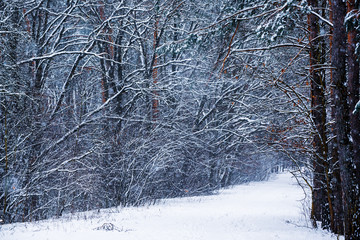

{"left": 2, "top": 105, "right": 8, "bottom": 222}
{"left": 347, "top": 1, "right": 360, "bottom": 238}
{"left": 307, "top": 0, "right": 329, "bottom": 228}
{"left": 328, "top": 0, "right": 344, "bottom": 234}
{"left": 332, "top": 0, "right": 353, "bottom": 238}
{"left": 152, "top": 17, "right": 159, "bottom": 123}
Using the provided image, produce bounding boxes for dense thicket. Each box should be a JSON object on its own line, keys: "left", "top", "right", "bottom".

{"left": 0, "top": 0, "right": 288, "bottom": 223}
{"left": 1, "top": 1, "right": 359, "bottom": 239}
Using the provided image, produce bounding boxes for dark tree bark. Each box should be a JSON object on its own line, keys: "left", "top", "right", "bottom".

{"left": 332, "top": 0, "right": 354, "bottom": 238}
{"left": 346, "top": 1, "right": 360, "bottom": 238}
{"left": 327, "top": 0, "right": 344, "bottom": 234}
{"left": 347, "top": 2, "right": 360, "bottom": 161}
{"left": 307, "top": 0, "right": 329, "bottom": 228}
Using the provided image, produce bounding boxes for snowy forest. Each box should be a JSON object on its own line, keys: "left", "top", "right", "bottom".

{"left": 0, "top": 0, "right": 360, "bottom": 239}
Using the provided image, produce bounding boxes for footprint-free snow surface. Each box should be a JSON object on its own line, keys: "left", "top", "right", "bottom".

{"left": 1, "top": 172, "right": 340, "bottom": 240}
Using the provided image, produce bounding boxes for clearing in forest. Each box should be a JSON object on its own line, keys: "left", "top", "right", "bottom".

{"left": 1, "top": 172, "right": 340, "bottom": 240}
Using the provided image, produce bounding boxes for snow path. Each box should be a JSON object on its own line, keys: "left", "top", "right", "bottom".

{"left": 1, "top": 172, "right": 340, "bottom": 240}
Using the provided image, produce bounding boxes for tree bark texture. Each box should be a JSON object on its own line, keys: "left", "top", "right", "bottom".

{"left": 327, "top": 0, "right": 344, "bottom": 234}
{"left": 332, "top": 0, "right": 353, "bottom": 238}
{"left": 346, "top": 1, "right": 360, "bottom": 238}
{"left": 307, "top": 0, "right": 329, "bottom": 228}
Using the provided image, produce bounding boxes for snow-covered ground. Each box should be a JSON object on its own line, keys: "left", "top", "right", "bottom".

{"left": 1, "top": 172, "right": 341, "bottom": 240}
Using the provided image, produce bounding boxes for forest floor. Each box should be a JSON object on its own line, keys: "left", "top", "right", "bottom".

{"left": 1, "top": 172, "right": 341, "bottom": 240}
